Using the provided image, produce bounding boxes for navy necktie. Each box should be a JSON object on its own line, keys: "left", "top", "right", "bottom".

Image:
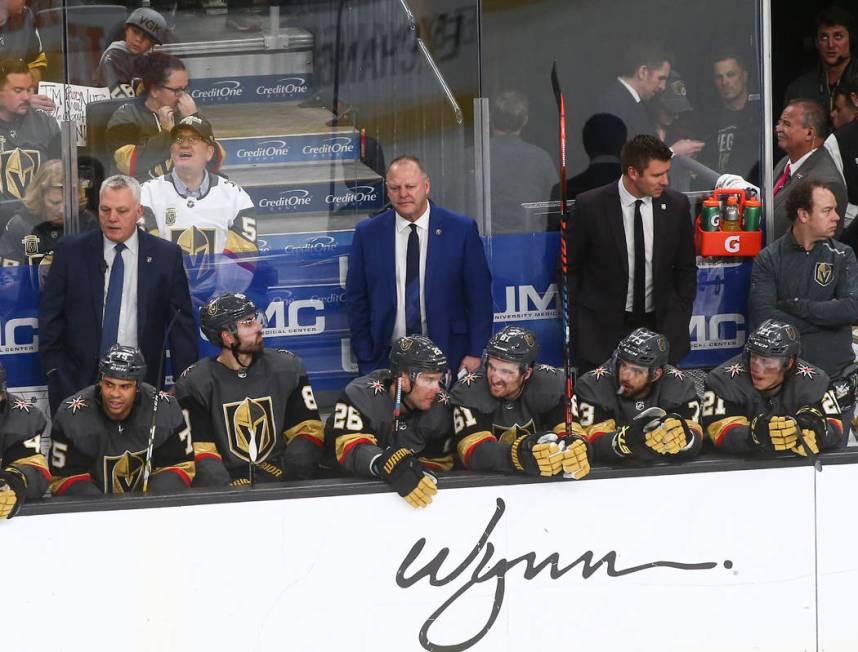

{"left": 405, "top": 223, "right": 421, "bottom": 335}
{"left": 633, "top": 200, "right": 645, "bottom": 319}
{"left": 100, "top": 242, "right": 126, "bottom": 356}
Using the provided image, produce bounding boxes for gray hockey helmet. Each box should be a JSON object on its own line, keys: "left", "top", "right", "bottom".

{"left": 485, "top": 325, "right": 539, "bottom": 367}
{"left": 389, "top": 335, "right": 447, "bottom": 377}
{"left": 200, "top": 293, "right": 258, "bottom": 348}
{"left": 745, "top": 319, "right": 801, "bottom": 359}
{"left": 617, "top": 328, "right": 669, "bottom": 369}
{"left": 99, "top": 345, "right": 147, "bottom": 382}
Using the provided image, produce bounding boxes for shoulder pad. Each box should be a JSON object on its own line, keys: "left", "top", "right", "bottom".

{"left": 523, "top": 365, "right": 565, "bottom": 413}
{"left": 8, "top": 395, "right": 36, "bottom": 414}
{"left": 179, "top": 361, "right": 199, "bottom": 378}
{"left": 60, "top": 392, "right": 93, "bottom": 416}
{"left": 705, "top": 356, "right": 752, "bottom": 401}
{"left": 273, "top": 348, "right": 296, "bottom": 359}
{"left": 575, "top": 364, "right": 617, "bottom": 407}
{"left": 655, "top": 366, "right": 698, "bottom": 406}
{"left": 785, "top": 359, "right": 830, "bottom": 404}
{"left": 343, "top": 371, "right": 392, "bottom": 413}
{"left": 448, "top": 368, "right": 497, "bottom": 414}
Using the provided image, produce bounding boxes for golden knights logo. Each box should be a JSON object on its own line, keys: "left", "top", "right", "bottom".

{"left": 171, "top": 226, "right": 216, "bottom": 285}
{"left": 815, "top": 262, "right": 833, "bottom": 287}
{"left": 102, "top": 449, "right": 147, "bottom": 493}
{"left": 1, "top": 148, "right": 40, "bottom": 199}
{"left": 222, "top": 396, "right": 276, "bottom": 463}
{"left": 493, "top": 418, "right": 536, "bottom": 445}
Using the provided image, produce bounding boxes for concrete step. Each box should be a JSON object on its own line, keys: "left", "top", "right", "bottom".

{"left": 226, "top": 160, "right": 383, "bottom": 216}
{"left": 202, "top": 103, "right": 358, "bottom": 166}
{"left": 158, "top": 28, "right": 315, "bottom": 107}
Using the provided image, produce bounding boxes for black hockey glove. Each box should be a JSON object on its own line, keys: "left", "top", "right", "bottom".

{"left": 750, "top": 414, "right": 802, "bottom": 453}
{"left": 612, "top": 407, "right": 666, "bottom": 458}
{"left": 372, "top": 448, "right": 437, "bottom": 508}
{"left": 0, "top": 468, "right": 26, "bottom": 519}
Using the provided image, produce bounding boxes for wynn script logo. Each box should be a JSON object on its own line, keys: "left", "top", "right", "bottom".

{"left": 396, "top": 498, "right": 733, "bottom": 651}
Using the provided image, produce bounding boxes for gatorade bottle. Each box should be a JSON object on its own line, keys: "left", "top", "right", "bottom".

{"left": 743, "top": 197, "right": 762, "bottom": 231}
{"left": 701, "top": 197, "right": 721, "bottom": 231}
{"left": 722, "top": 195, "right": 741, "bottom": 231}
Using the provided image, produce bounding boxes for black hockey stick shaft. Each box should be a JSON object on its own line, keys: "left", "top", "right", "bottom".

{"left": 551, "top": 61, "right": 574, "bottom": 438}
{"left": 142, "top": 308, "right": 183, "bottom": 493}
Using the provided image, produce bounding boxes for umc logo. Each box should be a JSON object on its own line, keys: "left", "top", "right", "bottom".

{"left": 263, "top": 298, "right": 325, "bottom": 337}
{"left": 0, "top": 318, "right": 38, "bottom": 354}
{"left": 493, "top": 284, "right": 559, "bottom": 321}
{"left": 689, "top": 313, "right": 746, "bottom": 350}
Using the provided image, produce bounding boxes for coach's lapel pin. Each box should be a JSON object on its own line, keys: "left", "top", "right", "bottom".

{"left": 146, "top": 256, "right": 152, "bottom": 263}
{"left": 435, "top": 228, "right": 442, "bottom": 236}
{"left": 660, "top": 203, "right": 666, "bottom": 210}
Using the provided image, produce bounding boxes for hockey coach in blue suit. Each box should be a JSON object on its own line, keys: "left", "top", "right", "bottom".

{"left": 346, "top": 155, "right": 493, "bottom": 376}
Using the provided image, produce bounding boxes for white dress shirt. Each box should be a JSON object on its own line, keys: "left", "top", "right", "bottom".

{"left": 618, "top": 178, "right": 654, "bottom": 313}
{"left": 392, "top": 204, "right": 429, "bottom": 342}
{"left": 102, "top": 228, "right": 139, "bottom": 348}
{"left": 787, "top": 147, "right": 816, "bottom": 176}
{"left": 617, "top": 77, "right": 642, "bottom": 103}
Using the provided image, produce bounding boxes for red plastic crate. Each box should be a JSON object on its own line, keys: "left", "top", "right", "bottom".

{"left": 695, "top": 219, "right": 762, "bottom": 257}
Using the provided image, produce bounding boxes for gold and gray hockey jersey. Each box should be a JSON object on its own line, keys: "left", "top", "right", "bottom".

{"left": 175, "top": 349, "right": 324, "bottom": 485}
{"left": 325, "top": 369, "right": 454, "bottom": 477}
{"left": 0, "top": 393, "right": 49, "bottom": 499}
{"left": 141, "top": 171, "right": 257, "bottom": 302}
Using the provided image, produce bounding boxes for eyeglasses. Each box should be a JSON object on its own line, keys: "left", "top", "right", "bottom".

{"left": 161, "top": 84, "right": 189, "bottom": 95}
{"left": 172, "top": 135, "right": 205, "bottom": 146}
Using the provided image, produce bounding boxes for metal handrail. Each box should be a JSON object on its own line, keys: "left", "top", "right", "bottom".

{"left": 397, "top": 0, "right": 464, "bottom": 125}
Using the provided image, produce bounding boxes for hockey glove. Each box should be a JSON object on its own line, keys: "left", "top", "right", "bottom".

{"left": 645, "top": 415, "right": 692, "bottom": 455}
{"left": 559, "top": 434, "right": 591, "bottom": 480}
{"left": 793, "top": 408, "right": 824, "bottom": 456}
{"left": 750, "top": 415, "right": 800, "bottom": 452}
{"left": 372, "top": 448, "right": 438, "bottom": 509}
{"left": 0, "top": 468, "right": 26, "bottom": 519}
{"left": 613, "top": 407, "right": 667, "bottom": 458}
{"left": 510, "top": 432, "right": 565, "bottom": 477}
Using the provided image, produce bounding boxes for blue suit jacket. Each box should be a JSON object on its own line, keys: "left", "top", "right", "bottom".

{"left": 38, "top": 227, "right": 198, "bottom": 413}
{"left": 345, "top": 203, "right": 493, "bottom": 374}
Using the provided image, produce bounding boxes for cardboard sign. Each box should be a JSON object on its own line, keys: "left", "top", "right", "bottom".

{"left": 37, "top": 82, "right": 111, "bottom": 146}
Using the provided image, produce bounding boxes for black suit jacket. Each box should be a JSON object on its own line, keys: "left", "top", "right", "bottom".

{"left": 595, "top": 80, "right": 656, "bottom": 142}
{"left": 39, "top": 227, "right": 198, "bottom": 413}
{"left": 566, "top": 181, "right": 697, "bottom": 366}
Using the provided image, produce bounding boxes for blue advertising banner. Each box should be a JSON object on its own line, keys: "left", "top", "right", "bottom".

{"left": 189, "top": 75, "right": 313, "bottom": 106}
{"left": 247, "top": 179, "right": 384, "bottom": 216}
{"left": 1, "top": 229, "right": 751, "bottom": 403}
{"left": 219, "top": 133, "right": 359, "bottom": 166}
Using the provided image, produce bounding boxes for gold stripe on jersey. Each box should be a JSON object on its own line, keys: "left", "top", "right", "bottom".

{"left": 11, "top": 453, "right": 50, "bottom": 479}
{"left": 584, "top": 418, "right": 616, "bottom": 441}
{"left": 49, "top": 473, "right": 92, "bottom": 496}
{"left": 283, "top": 418, "right": 324, "bottom": 445}
{"left": 193, "top": 441, "right": 222, "bottom": 460}
{"left": 335, "top": 433, "right": 378, "bottom": 463}
{"left": 553, "top": 421, "right": 586, "bottom": 438}
{"left": 457, "top": 430, "right": 496, "bottom": 467}
{"left": 420, "top": 454, "right": 454, "bottom": 472}
{"left": 152, "top": 460, "right": 196, "bottom": 486}
{"left": 225, "top": 230, "right": 257, "bottom": 255}
{"left": 707, "top": 416, "right": 749, "bottom": 446}
{"left": 114, "top": 144, "right": 136, "bottom": 175}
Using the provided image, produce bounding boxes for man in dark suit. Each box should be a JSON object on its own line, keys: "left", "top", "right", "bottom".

{"left": 39, "top": 174, "right": 197, "bottom": 414}
{"left": 346, "top": 156, "right": 493, "bottom": 376}
{"left": 772, "top": 99, "right": 847, "bottom": 239}
{"left": 567, "top": 135, "right": 697, "bottom": 372}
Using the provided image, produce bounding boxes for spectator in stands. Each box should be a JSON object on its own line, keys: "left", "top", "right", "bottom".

{"left": 700, "top": 51, "right": 760, "bottom": 183}
{"left": 772, "top": 99, "right": 847, "bottom": 239}
{"left": 784, "top": 6, "right": 857, "bottom": 114}
{"left": 829, "top": 80, "right": 858, "bottom": 130}
{"left": 0, "top": 159, "right": 97, "bottom": 268}
{"left": 0, "top": 0, "right": 45, "bottom": 83}
{"left": 825, "top": 82, "right": 858, "bottom": 232}
{"left": 345, "top": 155, "right": 493, "bottom": 376}
{"left": 649, "top": 70, "right": 702, "bottom": 191}
{"left": 0, "top": 58, "right": 60, "bottom": 201}
{"left": 106, "top": 52, "right": 223, "bottom": 181}
{"left": 95, "top": 8, "right": 168, "bottom": 99}
{"left": 487, "top": 89, "right": 556, "bottom": 234}
{"left": 551, "top": 113, "right": 625, "bottom": 216}
{"left": 141, "top": 115, "right": 257, "bottom": 306}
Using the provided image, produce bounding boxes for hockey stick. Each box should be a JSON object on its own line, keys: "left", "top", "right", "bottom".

{"left": 551, "top": 62, "right": 575, "bottom": 441}
{"left": 393, "top": 376, "right": 403, "bottom": 435}
{"left": 142, "top": 308, "right": 183, "bottom": 494}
